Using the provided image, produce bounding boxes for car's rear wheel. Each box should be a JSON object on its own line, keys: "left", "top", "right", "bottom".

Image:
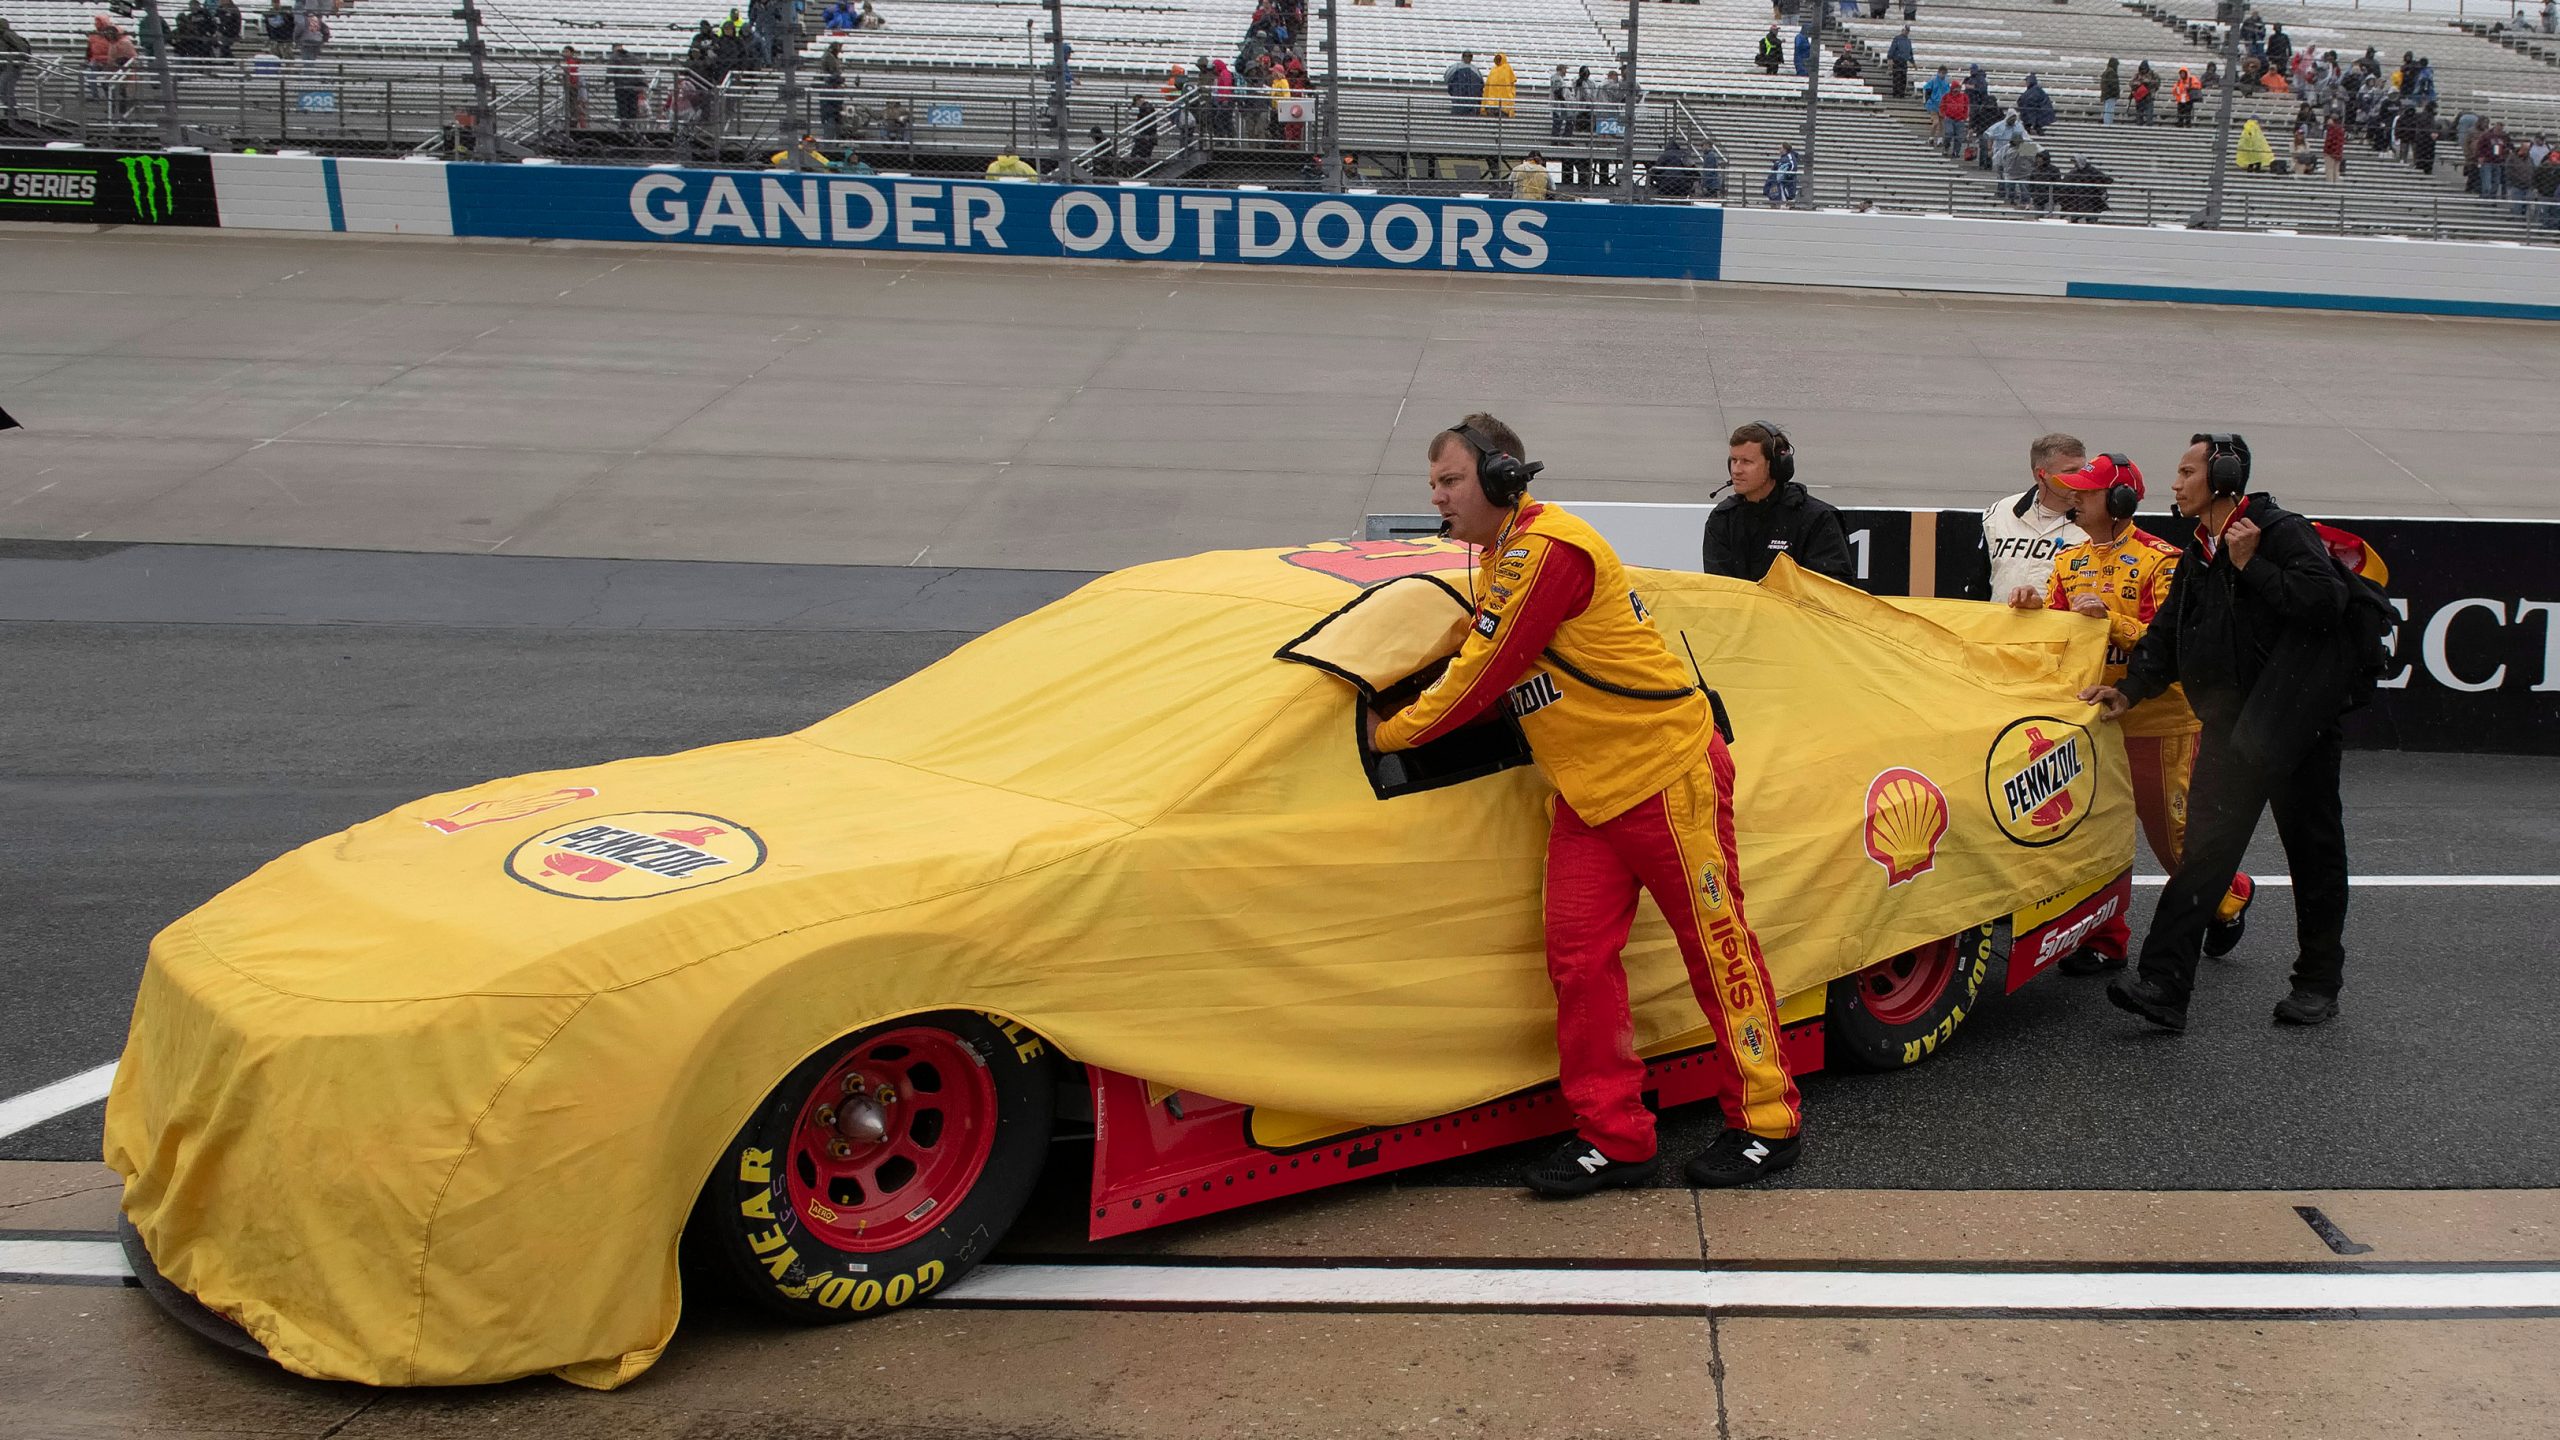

{"left": 1824, "top": 921, "right": 2005, "bottom": 1071}
{"left": 692, "top": 1010, "right": 1054, "bottom": 1323}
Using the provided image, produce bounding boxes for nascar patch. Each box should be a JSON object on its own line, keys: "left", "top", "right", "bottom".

{"left": 1475, "top": 611, "right": 1499, "bottom": 638}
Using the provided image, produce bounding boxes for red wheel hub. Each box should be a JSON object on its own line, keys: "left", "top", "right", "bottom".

{"left": 784, "top": 1027, "right": 998, "bottom": 1253}
{"left": 1856, "top": 935, "right": 1962, "bottom": 1028}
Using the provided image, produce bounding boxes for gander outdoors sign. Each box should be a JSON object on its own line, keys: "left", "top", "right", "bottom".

{"left": 0, "top": 148, "right": 218, "bottom": 226}
{"left": 444, "top": 165, "right": 1723, "bottom": 280}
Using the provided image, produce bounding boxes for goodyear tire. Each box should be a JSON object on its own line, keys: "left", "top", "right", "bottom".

{"left": 693, "top": 1010, "right": 1053, "bottom": 1324}
{"left": 1824, "top": 921, "right": 2006, "bottom": 1071}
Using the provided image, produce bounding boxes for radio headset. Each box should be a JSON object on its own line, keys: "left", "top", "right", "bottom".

{"left": 1447, "top": 422, "right": 1544, "bottom": 509}
{"left": 2096, "top": 453, "right": 2142, "bottom": 521}
{"left": 2193, "top": 432, "right": 2251, "bottom": 499}
{"left": 1750, "top": 419, "right": 1796, "bottom": 485}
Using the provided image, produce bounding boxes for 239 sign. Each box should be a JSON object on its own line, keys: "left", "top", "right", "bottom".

{"left": 0, "top": 148, "right": 218, "bottom": 226}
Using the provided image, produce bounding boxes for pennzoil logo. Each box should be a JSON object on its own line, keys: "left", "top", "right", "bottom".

{"left": 1862, "top": 767, "right": 1948, "bottom": 886}
{"left": 1279, "top": 539, "right": 1474, "bottom": 587}
{"left": 423, "top": 785, "right": 599, "bottom": 835}
{"left": 1986, "top": 718, "right": 2096, "bottom": 848}
{"left": 120, "top": 155, "right": 174, "bottom": 222}
{"left": 504, "top": 810, "right": 766, "bottom": 900}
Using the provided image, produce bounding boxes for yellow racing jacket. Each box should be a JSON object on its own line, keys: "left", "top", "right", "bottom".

{"left": 2046, "top": 525, "right": 2199, "bottom": 738}
{"left": 1375, "top": 498, "right": 1715, "bottom": 823}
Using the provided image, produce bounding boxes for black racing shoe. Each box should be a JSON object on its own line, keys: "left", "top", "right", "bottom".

{"left": 2106, "top": 974, "right": 2189, "bottom": 1033}
{"left": 1524, "top": 1138, "right": 1658, "bottom": 1198}
{"left": 2056, "top": 945, "right": 2127, "bottom": 977}
{"left": 2272, "top": 989, "right": 2340, "bottom": 1026}
{"left": 2204, "top": 892, "right": 2253, "bottom": 959}
{"left": 1683, "top": 1128, "right": 1801, "bottom": 1188}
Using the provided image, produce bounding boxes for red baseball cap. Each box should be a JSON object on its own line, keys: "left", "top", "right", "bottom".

{"left": 2060, "top": 453, "right": 2143, "bottom": 500}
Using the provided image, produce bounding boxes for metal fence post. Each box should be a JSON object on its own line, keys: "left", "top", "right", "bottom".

{"left": 1046, "top": 0, "right": 1073, "bottom": 181}
{"left": 1321, "top": 0, "right": 1342, "bottom": 191}
{"left": 1798, "top": 4, "right": 1824, "bottom": 207}
{"left": 454, "top": 0, "right": 497, "bottom": 160}
{"left": 2195, "top": 0, "right": 2245, "bottom": 227}
{"left": 1617, "top": 0, "right": 1640, "bottom": 201}
{"left": 780, "top": 13, "right": 804, "bottom": 169}
{"left": 139, "top": 0, "right": 180, "bottom": 146}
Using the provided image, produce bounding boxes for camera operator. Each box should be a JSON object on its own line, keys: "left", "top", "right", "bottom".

{"left": 1975, "top": 432, "right": 2090, "bottom": 604}
{"left": 2081, "top": 435, "right": 2355, "bottom": 1029}
{"left": 1372, "top": 413, "right": 1804, "bottom": 1197}
{"left": 2039, "top": 453, "right": 2254, "bottom": 977}
{"left": 1701, "top": 421, "right": 1855, "bottom": 584}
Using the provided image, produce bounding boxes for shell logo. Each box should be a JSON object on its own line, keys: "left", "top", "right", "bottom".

{"left": 504, "top": 810, "right": 766, "bottom": 901}
{"left": 1280, "top": 538, "right": 1475, "bottom": 587}
{"left": 1863, "top": 767, "right": 1950, "bottom": 887}
{"left": 1985, "top": 717, "right": 2098, "bottom": 848}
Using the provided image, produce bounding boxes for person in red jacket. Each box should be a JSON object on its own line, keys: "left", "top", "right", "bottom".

{"left": 1370, "top": 413, "right": 1804, "bottom": 1198}
{"left": 1937, "top": 82, "right": 1970, "bottom": 155}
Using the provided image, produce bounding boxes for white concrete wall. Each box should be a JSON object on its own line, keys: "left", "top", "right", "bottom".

{"left": 209, "top": 153, "right": 332, "bottom": 232}
{"left": 335, "top": 158, "right": 455, "bottom": 235}
{"left": 1720, "top": 207, "right": 2560, "bottom": 318}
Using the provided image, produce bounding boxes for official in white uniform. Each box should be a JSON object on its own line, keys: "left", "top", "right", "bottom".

{"left": 1975, "top": 432, "right": 2091, "bottom": 604}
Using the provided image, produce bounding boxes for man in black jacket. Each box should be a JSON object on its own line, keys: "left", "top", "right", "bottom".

{"left": 1701, "top": 421, "right": 1856, "bottom": 584}
{"left": 2081, "top": 435, "right": 2355, "bottom": 1030}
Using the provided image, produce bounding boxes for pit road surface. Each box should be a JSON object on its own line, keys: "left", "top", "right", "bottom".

{"left": 3, "top": 227, "right": 2556, "bottom": 1439}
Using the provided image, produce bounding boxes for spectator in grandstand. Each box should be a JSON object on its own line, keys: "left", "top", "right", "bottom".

{"left": 1548, "top": 64, "right": 1571, "bottom": 136}
{"left": 1986, "top": 110, "right": 2024, "bottom": 194}
{"left": 987, "top": 146, "right": 1038, "bottom": 178}
{"left": 2409, "top": 57, "right": 2436, "bottom": 107}
{"left": 606, "top": 46, "right": 645, "bottom": 126}
{"left": 2235, "top": 117, "right": 2273, "bottom": 173}
{"left": 1762, "top": 144, "right": 1801, "bottom": 203}
{"left": 2172, "top": 66, "right": 2199, "bottom": 127}
{"left": 2538, "top": 143, "right": 2560, "bottom": 228}
{"left": 174, "top": 5, "right": 213, "bottom": 59}
{"left": 2018, "top": 73, "right": 2054, "bottom": 135}
{"left": 1887, "top": 27, "right": 1912, "bottom": 98}
{"left": 0, "top": 17, "right": 26, "bottom": 118}
{"left": 1756, "top": 25, "right": 1782, "bottom": 76}
{"left": 686, "top": 21, "right": 717, "bottom": 76}
{"left": 1920, "top": 64, "right": 1950, "bottom": 115}
{"left": 1211, "top": 58, "right": 1237, "bottom": 134}
{"left": 1793, "top": 26, "right": 1811, "bottom": 77}
{"left": 2238, "top": 11, "right": 2263, "bottom": 63}
{"left": 1484, "top": 53, "right": 1517, "bottom": 118}
{"left": 216, "top": 0, "right": 243, "bottom": 58}
{"left": 822, "top": 0, "right": 855, "bottom": 27}
{"left": 1703, "top": 423, "right": 1853, "bottom": 583}
{"left": 1976, "top": 433, "right": 2087, "bottom": 606}
{"left": 1602, "top": 67, "right": 1635, "bottom": 111}
{"left": 1935, "top": 77, "right": 1967, "bottom": 155}
{"left": 1651, "top": 136, "right": 1700, "bottom": 196}
{"left": 1831, "top": 47, "right": 1861, "bottom": 80}
{"left": 1272, "top": 66, "right": 1299, "bottom": 141}
{"left": 1512, "top": 151, "right": 1551, "bottom": 199}
{"left": 2414, "top": 104, "right": 2440, "bottom": 175}
{"left": 555, "top": 46, "right": 586, "bottom": 129}
{"left": 2290, "top": 107, "right": 2316, "bottom": 175}
{"left": 2058, "top": 155, "right": 2111, "bottom": 218}
{"left": 880, "top": 97, "right": 911, "bottom": 144}
{"left": 2479, "top": 123, "right": 2508, "bottom": 199}
{"left": 2324, "top": 111, "right": 2347, "bottom": 181}
{"left": 813, "top": 44, "right": 847, "bottom": 137}
{"left": 2132, "top": 60, "right": 2157, "bottom": 125}
{"left": 1129, "top": 98, "right": 1159, "bottom": 164}
{"left": 1445, "top": 52, "right": 1483, "bottom": 116}
{"left": 2099, "top": 58, "right": 2120, "bottom": 125}
{"left": 2264, "top": 22, "right": 2291, "bottom": 75}
{"left": 1570, "top": 64, "right": 1597, "bottom": 136}
{"left": 1902, "top": 0, "right": 1916, "bottom": 17}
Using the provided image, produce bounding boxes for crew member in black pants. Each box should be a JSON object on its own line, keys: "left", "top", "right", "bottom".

{"left": 2080, "top": 434, "right": 2356, "bottom": 1029}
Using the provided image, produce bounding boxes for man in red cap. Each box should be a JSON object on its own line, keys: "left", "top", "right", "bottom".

{"left": 2017, "top": 453, "right": 2253, "bottom": 971}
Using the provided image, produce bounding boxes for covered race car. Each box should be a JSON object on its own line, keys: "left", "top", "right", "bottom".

{"left": 106, "top": 539, "right": 2132, "bottom": 1389}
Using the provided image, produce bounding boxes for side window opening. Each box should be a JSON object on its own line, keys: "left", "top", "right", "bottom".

{"left": 1355, "top": 659, "right": 1533, "bottom": 801}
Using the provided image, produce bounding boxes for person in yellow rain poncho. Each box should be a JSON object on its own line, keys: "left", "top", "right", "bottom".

{"left": 2236, "top": 117, "right": 2276, "bottom": 171}
{"left": 1483, "top": 52, "right": 1518, "bottom": 116}
{"left": 108, "top": 528, "right": 2129, "bottom": 1390}
{"left": 986, "top": 147, "right": 1039, "bottom": 178}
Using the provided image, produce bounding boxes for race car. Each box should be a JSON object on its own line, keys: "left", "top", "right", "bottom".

{"left": 105, "top": 538, "right": 2132, "bottom": 1389}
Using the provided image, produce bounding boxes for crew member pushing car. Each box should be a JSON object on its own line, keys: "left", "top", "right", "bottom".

{"left": 1369, "top": 412, "right": 1804, "bottom": 1197}
{"left": 2027, "top": 453, "right": 2253, "bottom": 974}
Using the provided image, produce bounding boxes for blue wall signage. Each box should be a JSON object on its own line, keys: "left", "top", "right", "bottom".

{"left": 442, "top": 165, "right": 1723, "bottom": 279}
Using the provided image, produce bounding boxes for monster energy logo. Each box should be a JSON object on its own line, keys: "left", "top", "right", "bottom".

{"left": 119, "top": 155, "right": 173, "bottom": 222}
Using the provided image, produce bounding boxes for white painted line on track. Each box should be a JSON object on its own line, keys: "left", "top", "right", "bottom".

{"left": 0, "top": 1239, "right": 129, "bottom": 1281}
{"left": 2131, "top": 876, "right": 2560, "bottom": 887}
{"left": 0, "top": 1062, "right": 116, "bottom": 1141}
{"left": 940, "top": 1264, "right": 2560, "bottom": 1316}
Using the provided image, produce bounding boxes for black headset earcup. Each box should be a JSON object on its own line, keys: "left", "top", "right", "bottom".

{"left": 1478, "top": 453, "right": 1525, "bottom": 507}
{"left": 1768, "top": 437, "right": 1795, "bottom": 485}
{"left": 2108, "top": 483, "right": 2138, "bottom": 521}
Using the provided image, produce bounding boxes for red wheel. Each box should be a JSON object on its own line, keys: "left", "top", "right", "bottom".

{"left": 694, "top": 1011, "right": 1055, "bottom": 1324}
{"left": 782, "top": 1026, "right": 1001, "bottom": 1253}
{"left": 1825, "top": 921, "right": 2005, "bottom": 1070}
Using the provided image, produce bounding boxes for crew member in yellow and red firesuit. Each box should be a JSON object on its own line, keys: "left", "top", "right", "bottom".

{"left": 1369, "top": 413, "right": 1803, "bottom": 1198}
{"left": 2027, "top": 453, "right": 2254, "bottom": 970}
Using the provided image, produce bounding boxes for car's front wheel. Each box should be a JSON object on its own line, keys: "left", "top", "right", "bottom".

{"left": 1824, "top": 921, "right": 2005, "bottom": 1070}
{"left": 692, "top": 1010, "right": 1054, "bottom": 1323}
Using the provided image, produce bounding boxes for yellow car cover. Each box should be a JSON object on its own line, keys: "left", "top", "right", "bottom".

{"left": 106, "top": 543, "right": 2127, "bottom": 1388}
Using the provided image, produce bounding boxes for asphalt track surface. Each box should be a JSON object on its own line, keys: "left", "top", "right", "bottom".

{"left": 4, "top": 542, "right": 2555, "bottom": 1195}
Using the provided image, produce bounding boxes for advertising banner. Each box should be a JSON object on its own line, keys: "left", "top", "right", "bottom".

{"left": 442, "top": 164, "right": 1724, "bottom": 280}
{"left": 0, "top": 147, "right": 220, "bottom": 227}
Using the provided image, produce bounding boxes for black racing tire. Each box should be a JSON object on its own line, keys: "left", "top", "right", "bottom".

{"left": 1824, "top": 920, "right": 2007, "bottom": 1071}
{"left": 692, "top": 1010, "right": 1054, "bottom": 1324}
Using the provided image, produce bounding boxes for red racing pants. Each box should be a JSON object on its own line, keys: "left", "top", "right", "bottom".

{"left": 2089, "top": 731, "right": 2253, "bottom": 959}
{"left": 1543, "top": 734, "right": 1802, "bottom": 1162}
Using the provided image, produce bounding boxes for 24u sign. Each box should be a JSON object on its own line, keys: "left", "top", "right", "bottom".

{"left": 0, "top": 146, "right": 218, "bottom": 227}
